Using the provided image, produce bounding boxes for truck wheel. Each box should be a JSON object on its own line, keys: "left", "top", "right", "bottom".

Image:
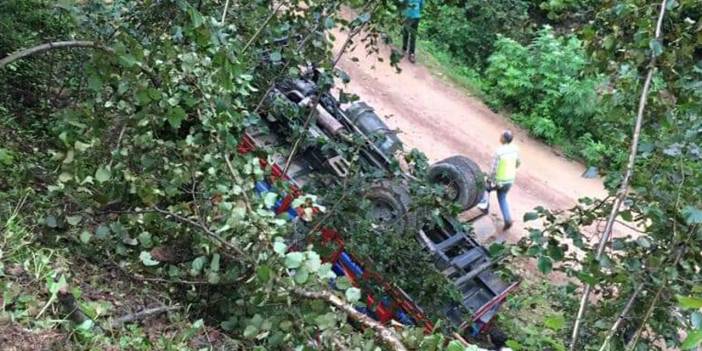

{"left": 427, "top": 155, "right": 485, "bottom": 211}
{"left": 488, "top": 327, "right": 509, "bottom": 349}
{"left": 365, "top": 181, "right": 416, "bottom": 234}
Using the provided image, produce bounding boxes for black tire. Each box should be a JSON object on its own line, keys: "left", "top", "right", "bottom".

{"left": 488, "top": 327, "right": 509, "bottom": 349}
{"left": 427, "top": 155, "right": 485, "bottom": 210}
{"left": 365, "top": 181, "right": 417, "bottom": 234}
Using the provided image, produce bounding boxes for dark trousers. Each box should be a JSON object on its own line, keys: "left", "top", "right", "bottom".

{"left": 402, "top": 18, "right": 420, "bottom": 54}
{"left": 480, "top": 183, "right": 513, "bottom": 224}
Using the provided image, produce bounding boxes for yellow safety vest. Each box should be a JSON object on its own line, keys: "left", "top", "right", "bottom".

{"left": 494, "top": 144, "right": 519, "bottom": 184}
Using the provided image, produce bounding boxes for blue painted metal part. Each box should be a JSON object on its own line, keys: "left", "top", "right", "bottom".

{"left": 339, "top": 252, "right": 363, "bottom": 277}
{"left": 255, "top": 181, "right": 270, "bottom": 194}
{"left": 258, "top": 171, "right": 423, "bottom": 330}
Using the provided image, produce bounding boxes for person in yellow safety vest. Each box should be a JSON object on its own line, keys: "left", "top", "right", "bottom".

{"left": 477, "top": 130, "right": 520, "bottom": 230}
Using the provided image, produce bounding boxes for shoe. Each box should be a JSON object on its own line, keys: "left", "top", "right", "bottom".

{"left": 476, "top": 201, "right": 489, "bottom": 214}
{"left": 409, "top": 53, "right": 416, "bottom": 63}
{"left": 503, "top": 221, "right": 513, "bottom": 231}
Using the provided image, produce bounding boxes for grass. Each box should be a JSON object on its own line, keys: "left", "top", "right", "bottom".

{"left": 386, "top": 29, "right": 486, "bottom": 99}
{"left": 495, "top": 261, "right": 575, "bottom": 351}
{"left": 0, "top": 204, "right": 227, "bottom": 350}
{"left": 416, "top": 39, "right": 487, "bottom": 99}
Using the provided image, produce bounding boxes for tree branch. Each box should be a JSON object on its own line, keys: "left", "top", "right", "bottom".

{"left": 240, "top": 1, "right": 288, "bottom": 55}
{"left": 569, "top": 1, "right": 668, "bottom": 348}
{"left": 626, "top": 244, "right": 688, "bottom": 350}
{"left": 152, "top": 207, "right": 249, "bottom": 260}
{"left": 597, "top": 282, "right": 645, "bottom": 351}
{"left": 110, "top": 305, "right": 181, "bottom": 328}
{"left": 0, "top": 41, "right": 114, "bottom": 68}
{"left": 293, "top": 288, "right": 408, "bottom": 351}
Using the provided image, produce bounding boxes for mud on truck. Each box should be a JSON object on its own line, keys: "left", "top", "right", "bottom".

{"left": 237, "top": 66, "right": 520, "bottom": 348}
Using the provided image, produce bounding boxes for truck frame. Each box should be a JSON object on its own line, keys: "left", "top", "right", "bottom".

{"left": 237, "top": 67, "right": 519, "bottom": 346}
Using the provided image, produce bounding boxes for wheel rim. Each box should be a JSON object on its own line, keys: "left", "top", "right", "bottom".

{"left": 369, "top": 198, "right": 400, "bottom": 224}
{"left": 438, "top": 175, "right": 459, "bottom": 201}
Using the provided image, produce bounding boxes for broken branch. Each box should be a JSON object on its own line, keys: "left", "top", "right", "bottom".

{"left": 293, "top": 288, "right": 408, "bottom": 351}
{"left": 110, "top": 305, "right": 181, "bottom": 328}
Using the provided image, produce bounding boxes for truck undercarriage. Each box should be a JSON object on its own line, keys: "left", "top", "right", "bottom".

{"left": 237, "top": 67, "right": 519, "bottom": 347}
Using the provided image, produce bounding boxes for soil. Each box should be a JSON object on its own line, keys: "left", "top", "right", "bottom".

{"left": 332, "top": 30, "right": 611, "bottom": 246}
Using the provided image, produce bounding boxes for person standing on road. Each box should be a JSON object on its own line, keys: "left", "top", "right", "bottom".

{"left": 478, "top": 130, "right": 520, "bottom": 230}
{"left": 401, "top": 0, "right": 424, "bottom": 63}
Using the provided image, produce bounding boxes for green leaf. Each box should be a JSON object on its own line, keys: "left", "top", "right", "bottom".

{"left": 243, "top": 325, "right": 258, "bottom": 339}
{"left": 207, "top": 271, "right": 220, "bottom": 284}
{"left": 537, "top": 256, "right": 553, "bottom": 274}
{"left": 137, "top": 232, "right": 153, "bottom": 247}
{"left": 304, "top": 252, "right": 322, "bottom": 273}
{"left": 636, "top": 236, "right": 652, "bottom": 249}
{"left": 335, "top": 276, "right": 352, "bottom": 290}
{"left": 66, "top": 215, "right": 82, "bottom": 226}
{"left": 293, "top": 269, "right": 309, "bottom": 284}
{"left": 139, "top": 251, "right": 160, "bottom": 266}
{"left": 649, "top": 39, "right": 663, "bottom": 57}
{"left": 74, "top": 140, "right": 92, "bottom": 152}
{"left": 135, "top": 89, "right": 152, "bottom": 105}
{"left": 189, "top": 7, "right": 205, "bottom": 28}
{"left": 0, "top": 148, "right": 13, "bottom": 165}
{"left": 317, "top": 263, "right": 336, "bottom": 279}
{"left": 95, "top": 225, "right": 111, "bottom": 239}
{"left": 284, "top": 252, "right": 304, "bottom": 269}
{"left": 692, "top": 311, "right": 702, "bottom": 329}
{"left": 678, "top": 295, "right": 702, "bottom": 309}
{"left": 345, "top": 287, "right": 361, "bottom": 303}
{"left": 48, "top": 275, "right": 67, "bottom": 295}
{"left": 273, "top": 241, "right": 287, "bottom": 255}
{"left": 357, "top": 12, "right": 371, "bottom": 23}
{"left": 210, "top": 253, "right": 220, "bottom": 272}
{"left": 168, "top": 106, "right": 187, "bottom": 129}
{"left": 191, "top": 256, "right": 207, "bottom": 275}
{"left": 666, "top": 0, "right": 679, "bottom": 10}
{"left": 80, "top": 230, "right": 91, "bottom": 244}
{"left": 45, "top": 215, "right": 58, "bottom": 228}
{"left": 324, "top": 17, "right": 335, "bottom": 29}
{"left": 256, "top": 265, "right": 271, "bottom": 282}
{"left": 523, "top": 212, "right": 539, "bottom": 221}
{"left": 683, "top": 206, "right": 702, "bottom": 225}
{"left": 314, "top": 313, "right": 336, "bottom": 330}
{"left": 118, "top": 54, "right": 138, "bottom": 68}
{"left": 95, "top": 166, "right": 111, "bottom": 183}
{"left": 269, "top": 51, "right": 282, "bottom": 62}
{"left": 544, "top": 313, "right": 565, "bottom": 330}
{"left": 76, "top": 319, "right": 94, "bottom": 331}
{"left": 263, "top": 192, "right": 278, "bottom": 208}
{"left": 682, "top": 330, "right": 702, "bottom": 349}
{"left": 505, "top": 340, "right": 523, "bottom": 350}
{"left": 446, "top": 340, "right": 465, "bottom": 351}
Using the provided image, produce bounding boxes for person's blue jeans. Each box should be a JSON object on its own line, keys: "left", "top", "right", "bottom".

{"left": 496, "top": 183, "right": 512, "bottom": 224}
{"left": 480, "top": 182, "right": 512, "bottom": 224}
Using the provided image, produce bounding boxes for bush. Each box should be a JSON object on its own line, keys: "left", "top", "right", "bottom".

{"left": 421, "top": 0, "right": 533, "bottom": 68}
{"left": 483, "top": 27, "right": 605, "bottom": 149}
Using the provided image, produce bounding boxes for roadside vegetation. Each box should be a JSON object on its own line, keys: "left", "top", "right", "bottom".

{"left": 2, "top": 0, "right": 701, "bottom": 350}
{"left": 419, "top": 1, "right": 702, "bottom": 349}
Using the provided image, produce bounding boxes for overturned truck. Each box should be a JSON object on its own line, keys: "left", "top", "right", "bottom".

{"left": 237, "top": 68, "right": 519, "bottom": 346}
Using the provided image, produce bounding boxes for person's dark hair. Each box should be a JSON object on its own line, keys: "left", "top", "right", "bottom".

{"left": 501, "top": 130, "right": 513, "bottom": 143}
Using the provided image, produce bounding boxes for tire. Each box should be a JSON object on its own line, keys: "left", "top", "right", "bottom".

{"left": 365, "top": 181, "right": 417, "bottom": 234}
{"left": 488, "top": 327, "right": 509, "bottom": 349}
{"left": 427, "top": 155, "right": 485, "bottom": 210}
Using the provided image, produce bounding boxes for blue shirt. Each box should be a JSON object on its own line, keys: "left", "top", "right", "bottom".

{"left": 403, "top": 0, "right": 424, "bottom": 19}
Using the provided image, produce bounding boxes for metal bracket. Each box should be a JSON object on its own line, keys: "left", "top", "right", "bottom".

{"left": 326, "top": 155, "right": 350, "bottom": 178}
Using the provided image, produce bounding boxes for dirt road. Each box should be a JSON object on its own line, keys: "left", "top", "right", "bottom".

{"left": 333, "top": 35, "right": 610, "bottom": 244}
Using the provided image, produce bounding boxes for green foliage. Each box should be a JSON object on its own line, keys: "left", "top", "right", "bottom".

{"left": 0, "top": 0, "right": 492, "bottom": 349}
{"left": 497, "top": 277, "right": 574, "bottom": 351}
{"left": 421, "top": 0, "right": 534, "bottom": 68}
{"left": 484, "top": 27, "right": 601, "bottom": 147}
